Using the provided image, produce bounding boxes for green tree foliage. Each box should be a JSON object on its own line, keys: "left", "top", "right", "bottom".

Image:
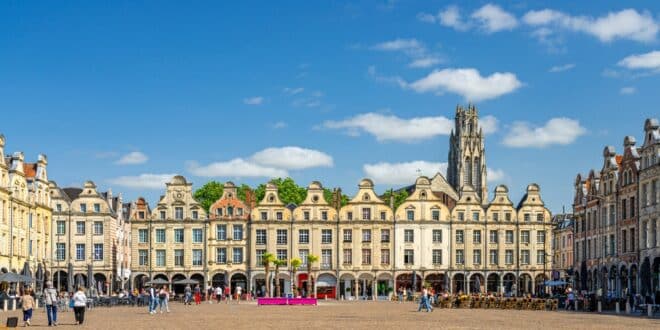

{"left": 323, "top": 188, "right": 349, "bottom": 207}
{"left": 381, "top": 189, "right": 409, "bottom": 211}
{"left": 254, "top": 178, "right": 307, "bottom": 205}
{"left": 193, "top": 181, "right": 224, "bottom": 213}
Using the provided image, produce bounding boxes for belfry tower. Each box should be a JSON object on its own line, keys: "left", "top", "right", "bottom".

{"left": 447, "top": 104, "right": 488, "bottom": 204}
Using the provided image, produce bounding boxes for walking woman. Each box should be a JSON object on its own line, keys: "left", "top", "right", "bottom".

{"left": 194, "top": 284, "right": 201, "bottom": 305}
{"left": 159, "top": 286, "right": 170, "bottom": 313}
{"left": 20, "top": 288, "right": 35, "bottom": 326}
{"left": 44, "top": 281, "right": 59, "bottom": 326}
{"left": 73, "top": 287, "right": 88, "bottom": 325}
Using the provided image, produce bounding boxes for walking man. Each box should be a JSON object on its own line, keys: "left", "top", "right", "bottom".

{"left": 148, "top": 285, "right": 158, "bottom": 314}
{"left": 44, "top": 281, "right": 59, "bottom": 326}
{"left": 418, "top": 287, "right": 432, "bottom": 312}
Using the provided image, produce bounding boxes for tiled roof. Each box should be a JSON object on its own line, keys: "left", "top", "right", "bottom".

{"left": 615, "top": 155, "right": 623, "bottom": 166}
{"left": 62, "top": 188, "right": 83, "bottom": 200}
{"left": 23, "top": 163, "right": 37, "bottom": 178}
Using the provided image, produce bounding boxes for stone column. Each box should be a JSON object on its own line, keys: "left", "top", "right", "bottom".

{"left": 499, "top": 276, "right": 504, "bottom": 295}
{"left": 354, "top": 278, "right": 358, "bottom": 300}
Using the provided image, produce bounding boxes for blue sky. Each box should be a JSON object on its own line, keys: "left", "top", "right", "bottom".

{"left": 1, "top": 1, "right": 659, "bottom": 213}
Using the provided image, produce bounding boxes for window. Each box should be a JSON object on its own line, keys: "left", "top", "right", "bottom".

{"left": 217, "top": 208, "right": 223, "bottom": 217}
{"left": 536, "top": 213, "right": 543, "bottom": 222}
{"left": 174, "top": 228, "right": 184, "bottom": 243}
{"left": 233, "top": 225, "right": 243, "bottom": 240}
{"left": 93, "top": 203, "right": 100, "bottom": 213}
{"left": 255, "top": 249, "right": 265, "bottom": 266}
{"left": 347, "top": 212, "right": 353, "bottom": 220}
{"left": 237, "top": 208, "right": 243, "bottom": 216}
{"left": 175, "top": 207, "right": 184, "bottom": 220}
{"left": 493, "top": 213, "right": 499, "bottom": 222}
{"left": 343, "top": 249, "right": 352, "bottom": 264}
{"left": 304, "top": 211, "right": 310, "bottom": 220}
{"left": 489, "top": 230, "right": 498, "bottom": 243}
{"left": 432, "top": 249, "right": 442, "bottom": 264}
{"left": 473, "top": 250, "right": 481, "bottom": 264}
{"left": 622, "top": 230, "right": 627, "bottom": 252}
{"left": 524, "top": 213, "right": 530, "bottom": 222}
{"left": 93, "top": 221, "right": 103, "bottom": 235}
{"left": 458, "top": 212, "right": 464, "bottom": 221}
{"left": 80, "top": 204, "right": 87, "bottom": 213}
{"left": 216, "top": 248, "right": 227, "bottom": 264}
{"left": 473, "top": 230, "right": 481, "bottom": 244}
{"left": 362, "top": 249, "right": 371, "bottom": 265}
{"left": 156, "top": 229, "right": 166, "bottom": 243}
{"left": 432, "top": 210, "right": 440, "bottom": 221}
{"left": 536, "top": 250, "right": 545, "bottom": 264}
{"left": 192, "top": 228, "right": 203, "bottom": 243}
{"left": 138, "top": 229, "right": 148, "bottom": 243}
{"left": 277, "top": 249, "right": 287, "bottom": 262}
{"left": 362, "top": 229, "right": 371, "bottom": 242}
{"left": 260, "top": 212, "right": 267, "bottom": 220}
{"left": 255, "top": 229, "right": 267, "bottom": 245}
{"left": 189, "top": 249, "right": 202, "bottom": 266}
{"left": 489, "top": 250, "right": 498, "bottom": 265}
{"left": 156, "top": 250, "right": 166, "bottom": 266}
{"left": 506, "top": 230, "right": 514, "bottom": 244}
{"left": 404, "top": 249, "right": 414, "bottom": 265}
{"left": 276, "top": 212, "right": 283, "bottom": 220}
{"left": 521, "top": 231, "right": 530, "bottom": 244}
{"left": 56, "top": 221, "right": 66, "bottom": 235}
{"left": 321, "top": 249, "right": 332, "bottom": 269}
{"left": 299, "top": 249, "right": 309, "bottom": 266}
{"left": 276, "top": 229, "right": 287, "bottom": 245}
{"left": 407, "top": 210, "right": 414, "bottom": 221}
{"left": 380, "top": 211, "right": 386, "bottom": 220}
{"left": 56, "top": 243, "right": 65, "bottom": 261}
{"left": 362, "top": 208, "right": 371, "bottom": 220}
{"left": 432, "top": 229, "right": 442, "bottom": 243}
{"left": 537, "top": 231, "right": 545, "bottom": 244}
{"left": 456, "top": 250, "right": 464, "bottom": 264}
{"left": 76, "top": 221, "right": 85, "bottom": 235}
{"left": 404, "top": 229, "right": 414, "bottom": 243}
{"left": 521, "top": 250, "right": 530, "bottom": 264}
{"left": 631, "top": 228, "right": 635, "bottom": 252}
{"left": 160, "top": 210, "right": 166, "bottom": 220}
{"left": 505, "top": 212, "right": 511, "bottom": 221}
{"left": 609, "top": 234, "right": 615, "bottom": 255}
{"left": 472, "top": 212, "right": 479, "bottom": 221}
{"left": 138, "top": 250, "right": 148, "bottom": 266}
{"left": 505, "top": 250, "right": 513, "bottom": 264}
{"left": 381, "top": 249, "right": 390, "bottom": 264}
{"left": 232, "top": 248, "right": 243, "bottom": 263}
{"left": 227, "top": 207, "right": 234, "bottom": 216}
{"left": 298, "top": 229, "right": 309, "bottom": 244}
{"left": 321, "top": 211, "right": 328, "bottom": 220}
{"left": 93, "top": 244, "right": 103, "bottom": 260}
{"left": 456, "top": 230, "right": 464, "bottom": 243}
{"left": 216, "top": 225, "right": 226, "bottom": 241}
{"left": 343, "top": 229, "right": 352, "bottom": 242}
{"left": 56, "top": 204, "right": 62, "bottom": 212}
{"left": 174, "top": 249, "right": 184, "bottom": 266}
{"left": 76, "top": 244, "right": 85, "bottom": 261}
{"left": 321, "top": 229, "right": 332, "bottom": 244}
{"left": 381, "top": 229, "right": 390, "bottom": 243}
{"left": 192, "top": 211, "right": 198, "bottom": 220}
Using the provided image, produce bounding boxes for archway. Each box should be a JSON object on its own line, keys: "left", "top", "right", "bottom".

{"left": 212, "top": 273, "right": 226, "bottom": 289}
{"left": 340, "top": 273, "right": 356, "bottom": 299}
{"left": 469, "top": 273, "right": 485, "bottom": 293}
{"left": 487, "top": 273, "right": 500, "bottom": 293}
{"left": 600, "top": 266, "right": 609, "bottom": 292}
{"left": 74, "top": 273, "right": 87, "bottom": 289}
{"left": 190, "top": 273, "right": 205, "bottom": 290}
{"left": 53, "top": 271, "right": 68, "bottom": 292}
{"left": 653, "top": 257, "right": 660, "bottom": 293}
{"left": 376, "top": 273, "right": 393, "bottom": 298}
{"left": 357, "top": 273, "right": 373, "bottom": 299}
{"left": 316, "top": 273, "right": 337, "bottom": 299}
{"left": 619, "top": 266, "right": 629, "bottom": 296}
{"left": 503, "top": 273, "right": 515, "bottom": 295}
{"left": 134, "top": 274, "right": 149, "bottom": 291}
{"left": 609, "top": 266, "right": 617, "bottom": 295}
{"left": 518, "top": 273, "right": 532, "bottom": 295}
{"left": 230, "top": 273, "right": 247, "bottom": 297}
{"left": 396, "top": 273, "right": 421, "bottom": 293}
{"left": 452, "top": 273, "right": 465, "bottom": 294}
{"left": 630, "top": 265, "right": 638, "bottom": 294}
{"left": 94, "top": 273, "right": 107, "bottom": 295}
{"left": 425, "top": 273, "right": 446, "bottom": 293}
{"left": 535, "top": 274, "right": 547, "bottom": 295}
{"left": 170, "top": 274, "right": 186, "bottom": 294}
{"left": 574, "top": 271, "right": 580, "bottom": 291}
{"left": 153, "top": 273, "right": 169, "bottom": 281}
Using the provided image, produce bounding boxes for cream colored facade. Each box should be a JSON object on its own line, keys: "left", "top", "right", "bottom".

{"left": 50, "top": 181, "right": 121, "bottom": 294}
{"left": 0, "top": 134, "right": 51, "bottom": 282}
{"left": 130, "top": 176, "right": 207, "bottom": 293}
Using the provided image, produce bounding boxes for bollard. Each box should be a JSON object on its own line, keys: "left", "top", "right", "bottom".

{"left": 615, "top": 301, "right": 620, "bottom": 314}
{"left": 626, "top": 302, "right": 631, "bottom": 314}
{"left": 35, "top": 299, "right": 39, "bottom": 309}
{"left": 598, "top": 301, "right": 602, "bottom": 313}
{"left": 3, "top": 300, "right": 6, "bottom": 312}
{"left": 11, "top": 298, "right": 16, "bottom": 311}
{"left": 574, "top": 299, "right": 578, "bottom": 311}
{"left": 648, "top": 304, "right": 652, "bottom": 317}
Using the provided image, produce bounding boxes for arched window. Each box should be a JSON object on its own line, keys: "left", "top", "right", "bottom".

{"left": 464, "top": 158, "right": 472, "bottom": 186}
{"left": 473, "top": 156, "right": 480, "bottom": 188}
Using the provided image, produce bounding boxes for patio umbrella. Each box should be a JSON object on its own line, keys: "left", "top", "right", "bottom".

{"left": 544, "top": 280, "right": 568, "bottom": 287}
{"left": 411, "top": 271, "right": 417, "bottom": 292}
{"left": 474, "top": 276, "right": 481, "bottom": 293}
{"left": 146, "top": 278, "right": 170, "bottom": 285}
{"left": 0, "top": 272, "right": 25, "bottom": 283}
{"left": 35, "top": 264, "right": 44, "bottom": 293}
{"left": 173, "top": 279, "right": 199, "bottom": 285}
{"left": 67, "top": 263, "right": 74, "bottom": 293}
{"left": 75, "top": 273, "right": 84, "bottom": 289}
{"left": 87, "top": 264, "right": 95, "bottom": 290}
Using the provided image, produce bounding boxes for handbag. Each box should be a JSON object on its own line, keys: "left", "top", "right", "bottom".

{"left": 69, "top": 298, "right": 75, "bottom": 309}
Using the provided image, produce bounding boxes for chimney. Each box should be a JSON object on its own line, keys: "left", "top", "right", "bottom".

{"left": 10, "top": 152, "right": 25, "bottom": 173}
{"left": 0, "top": 134, "right": 5, "bottom": 166}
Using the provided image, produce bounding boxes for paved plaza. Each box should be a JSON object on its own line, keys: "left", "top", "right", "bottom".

{"left": 2, "top": 301, "right": 658, "bottom": 329}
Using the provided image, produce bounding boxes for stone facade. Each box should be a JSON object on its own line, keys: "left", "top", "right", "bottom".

{"left": 552, "top": 214, "right": 574, "bottom": 282}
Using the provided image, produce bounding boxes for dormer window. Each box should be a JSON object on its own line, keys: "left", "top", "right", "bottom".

{"left": 228, "top": 193, "right": 233, "bottom": 199}
{"left": 192, "top": 210, "right": 199, "bottom": 220}
{"left": 93, "top": 203, "right": 100, "bottom": 213}
{"left": 175, "top": 207, "right": 184, "bottom": 220}
{"left": 312, "top": 195, "right": 319, "bottom": 203}
{"left": 321, "top": 211, "right": 328, "bottom": 220}
{"left": 227, "top": 207, "right": 234, "bottom": 216}
{"left": 347, "top": 212, "right": 353, "bottom": 220}
{"left": 268, "top": 195, "right": 275, "bottom": 203}
{"left": 260, "top": 211, "right": 267, "bottom": 220}
{"left": 363, "top": 194, "right": 370, "bottom": 201}
{"left": 406, "top": 210, "right": 414, "bottom": 221}
{"left": 138, "top": 211, "right": 145, "bottom": 219}
{"left": 160, "top": 210, "right": 166, "bottom": 219}
{"left": 304, "top": 211, "right": 310, "bottom": 220}
{"left": 80, "top": 204, "right": 87, "bottom": 213}
{"left": 420, "top": 191, "right": 427, "bottom": 200}
{"left": 56, "top": 204, "right": 62, "bottom": 212}
{"left": 237, "top": 208, "right": 243, "bottom": 216}
{"left": 217, "top": 208, "right": 223, "bottom": 216}
{"left": 276, "top": 212, "right": 283, "bottom": 220}
{"left": 380, "top": 211, "right": 386, "bottom": 221}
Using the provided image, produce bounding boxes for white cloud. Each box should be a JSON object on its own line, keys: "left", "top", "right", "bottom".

{"left": 372, "top": 38, "right": 423, "bottom": 53}
{"left": 108, "top": 173, "right": 177, "bottom": 189}
{"left": 272, "top": 121, "right": 287, "bottom": 129}
{"left": 409, "top": 57, "right": 442, "bottom": 68}
{"left": 439, "top": 5, "right": 466, "bottom": 30}
{"left": 283, "top": 87, "right": 304, "bottom": 95}
{"left": 417, "top": 12, "right": 437, "bottom": 24}
{"left": 620, "top": 87, "right": 636, "bottom": 95}
{"left": 471, "top": 4, "right": 518, "bottom": 33}
{"left": 487, "top": 168, "right": 506, "bottom": 182}
{"left": 250, "top": 146, "right": 333, "bottom": 170}
{"left": 115, "top": 151, "right": 148, "bottom": 165}
{"left": 243, "top": 96, "right": 264, "bottom": 105}
{"left": 367, "top": 66, "right": 408, "bottom": 88}
{"left": 372, "top": 38, "right": 442, "bottom": 68}
{"left": 549, "top": 63, "right": 575, "bottom": 73}
{"left": 522, "top": 8, "right": 659, "bottom": 43}
{"left": 364, "top": 161, "right": 447, "bottom": 185}
{"left": 502, "top": 117, "right": 586, "bottom": 148}
{"left": 187, "top": 159, "right": 288, "bottom": 178}
{"left": 322, "top": 112, "right": 453, "bottom": 142}
{"left": 408, "top": 68, "right": 522, "bottom": 101}
{"left": 479, "top": 115, "right": 499, "bottom": 135}
{"left": 618, "top": 50, "right": 660, "bottom": 70}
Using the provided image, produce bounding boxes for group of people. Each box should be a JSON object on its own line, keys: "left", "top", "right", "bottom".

{"left": 17, "top": 281, "right": 88, "bottom": 327}
{"left": 146, "top": 285, "right": 171, "bottom": 314}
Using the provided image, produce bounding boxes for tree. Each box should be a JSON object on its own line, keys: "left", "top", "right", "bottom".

{"left": 290, "top": 258, "right": 302, "bottom": 295}
{"left": 254, "top": 178, "right": 307, "bottom": 205}
{"left": 323, "top": 188, "right": 349, "bottom": 208}
{"left": 193, "top": 181, "right": 224, "bottom": 213}
{"left": 273, "top": 259, "right": 287, "bottom": 297}
{"left": 262, "top": 252, "right": 276, "bottom": 297}
{"left": 381, "top": 189, "right": 409, "bottom": 211}
{"left": 306, "top": 254, "right": 319, "bottom": 298}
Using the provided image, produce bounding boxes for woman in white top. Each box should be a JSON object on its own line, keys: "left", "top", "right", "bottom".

{"left": 73, "top": 287, "right": 88, "bottom": 325}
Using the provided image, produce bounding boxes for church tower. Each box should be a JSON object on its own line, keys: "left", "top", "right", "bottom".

{"left": 447, "top": 104, "right": 488, "bottom": 204}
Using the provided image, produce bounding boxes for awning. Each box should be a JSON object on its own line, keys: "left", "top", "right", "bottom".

{"left": 317, "top": 274, "right": 337, "bottom": 287}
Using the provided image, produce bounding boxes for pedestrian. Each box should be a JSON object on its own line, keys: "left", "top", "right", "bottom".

{"left": 184, "top": 285, "right": 192, "bottom": 305}
{"left": 566, "top": 288, "right": 575, "bottom": 311}
{"left": 44, "top": 281, "right": 59, "bottom": 326}
{"left": 194, "top": 284, "right": 201, "bottom": 305}
{"left": 397, "top": 287, "right": 403, "bottom": 303}
{"left": 215, "top": 286, "right": 222, "bottom": 303}
{"left": 148, "top": 285, "right": 158, "bottom": 314}
{"left": 158, "top": 286, "right": 167, "bottom": 313}
{"left": 72, "top": 287, "right": 87, "bottom": 325}
{"left": 418, "top": 287, "right": 432, "bottom": 312}
{"left": 235, "top": 285, "right": 242, "bottom": 304}
{"left": 224, "top": 286, "right": 231, "bottom": 304}
{"left": 208, "top": 286, "right": 214, "bottom": 304}
{"left": 20, "top": 287, "right": 35, "bottom": 326}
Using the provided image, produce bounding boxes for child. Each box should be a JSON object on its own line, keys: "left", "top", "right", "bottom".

{"left": 20, "top": 288, "right": 35, "bottom": 326}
